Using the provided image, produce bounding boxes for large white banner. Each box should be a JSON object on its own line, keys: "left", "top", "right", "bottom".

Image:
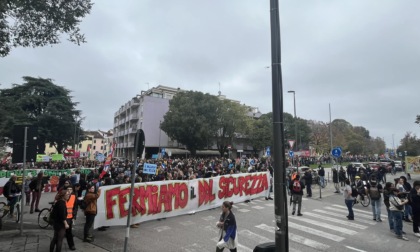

{"left": 94, "top": 172, "right": 270, "bottom": 228}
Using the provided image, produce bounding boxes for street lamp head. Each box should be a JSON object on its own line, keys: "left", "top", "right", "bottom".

{"left": 287, "top": 90, "right": 295, "bottom": 93}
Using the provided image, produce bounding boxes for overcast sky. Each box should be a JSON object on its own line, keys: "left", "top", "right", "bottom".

{"left": 1, "top": 0, "right": 419, "bottom": 149}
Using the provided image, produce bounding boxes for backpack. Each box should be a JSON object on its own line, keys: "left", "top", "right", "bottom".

{"left": 351, "top": 185, "right": 358, "bottom": 197}
{"left": 79, "top": 199, "right": 87, "bottom": 210}
{"left": 369, "top": 185, "right": 380, "bottom": 200}
{"left": 292, "top": 180, "right": 301, "bottom": 193}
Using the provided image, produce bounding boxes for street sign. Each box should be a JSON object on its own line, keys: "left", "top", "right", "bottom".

{"left": 331, "top": 147, "right": 342, "bottom": 158}
{"left": 161, "top": 148, "right": 165, "bottom": 154}
{"left": 227, "top": 145, "right": 232, "bottom": 150}
{"left": 288, "top": 140, "right": 295, "bottom": 149}
{"left": 289, "top": 150, "right": 294, "bottom": 157}
{"left": 266, "top": 147, "right": 271, "bottom": 156}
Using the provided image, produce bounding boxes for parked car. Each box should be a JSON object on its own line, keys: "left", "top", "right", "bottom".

{"left": 365, "top": 162, "right": 380, "bottom": 171}
{"left": 394, "top": 160, "right": 403, "bottom": 172}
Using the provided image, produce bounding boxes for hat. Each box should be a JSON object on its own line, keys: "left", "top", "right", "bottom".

{"left": 355, "top": 176, "right": 360, "bottom": 179}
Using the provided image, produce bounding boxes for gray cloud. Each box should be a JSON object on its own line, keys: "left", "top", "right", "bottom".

{"left": 1, "top": 0, "right": 419, "bottom": 148}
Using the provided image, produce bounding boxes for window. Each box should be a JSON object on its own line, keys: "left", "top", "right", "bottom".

{"left": 78, "top": 144, "right": 82, "bottom": 149}
{"left": 100, "top": 146, "right": 103, "bottom": 150}
{"left": 94, "top": 140, "right": 96, "bottom": 144}
{"left": 101, "top": 140, "right": 104, "bottom": 144}
{"left": 93, "top": 146, "right": 96, "bottom": 150}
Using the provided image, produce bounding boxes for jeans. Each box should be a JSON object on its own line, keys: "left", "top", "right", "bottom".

{"left": 306, "top": 183, "right": 312, "bottom": 196}
{"left": 404, "top": 204, "right": 412, "bottom": 220}
{"left": 371, "top": 199, "right": 381, "bottom": 220}
{"left": 292, "top": 194, "right": 303, "bottom": 214}
{"left": 392, "top": 211, "right": 404, "bottom": 237}
{"left": 345, "top": 199, "right": 354, "bottom": 218}
{"left": 320, "top": 176, "right": 325, "bottom": 187}
{"left": 387, "top": 207, "right": 395, "bottom": 230}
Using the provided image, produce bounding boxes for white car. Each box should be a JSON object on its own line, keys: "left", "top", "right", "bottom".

{"left": 351, "top": 162, "right": 365, "bottom": 169}
{"left": 394, "top": 161, "right": 403, "bottom": 171}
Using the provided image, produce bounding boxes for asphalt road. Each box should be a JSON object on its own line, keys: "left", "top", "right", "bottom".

{"left": 1, "top": 171, "right": 419, "bottom": 252}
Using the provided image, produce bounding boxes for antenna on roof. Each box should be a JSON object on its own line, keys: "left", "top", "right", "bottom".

{"left": 218, "top": 82, "right": 221, "bottom": 95}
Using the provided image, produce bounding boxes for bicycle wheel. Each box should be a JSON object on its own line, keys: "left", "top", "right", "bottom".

{"left": 360, "top": 196, "right": 370, "bottom": 207}
{"left": 38, "top": 208, "right": 51, "bottom": 229}
{"left": 0, "top": 202, "right": 6, "bottom": 218}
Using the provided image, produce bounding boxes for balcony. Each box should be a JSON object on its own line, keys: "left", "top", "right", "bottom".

{"left": 129, "top": 128, "right": 137, "bottom": 134}
{"left": 129, "top": 114, "right": 139, "bottom": 121}
{"left": 130, "top": 99, "right": 140, "bottom": 107}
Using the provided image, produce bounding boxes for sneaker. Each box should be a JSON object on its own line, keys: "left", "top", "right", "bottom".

{"left": 414, "top": 233, "right": 420, "bottom": 237}
{"left": 376, "top": 219, "right": 382, "bottom": 222}
{"left": 297, "top": 213, "right": 303, "bottom": 216}
{"left": 292, "top": 210, "right": 295, "bottom": 215}
{"left": 373, "top": 218, "right": 376, "bottom": 221}
{"left": 34, "top": 209, "right": 41, "bottom": 212}
{"left": 265, "top": 197, "right": 269, "bottom": 200}
{"left": 402, "top": 231, "right": 406, "bottom": 235}
{"left": 397, "top": 236, "right": 409, "bottom": 241}
{"left": 268, "top": 197, "right": 273, "bottom": 200}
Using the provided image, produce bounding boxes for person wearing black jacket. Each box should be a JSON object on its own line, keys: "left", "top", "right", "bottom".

{"left": 289, "top": 174, "right": 305, "bottom": 216}
{"left": 303, "top": 170, "right": 312, "bottom": 197}
{"left": 318, "top": 166, "right": 325, "bottom": 188}
{"left": 409, "top": 180, "right": 420, "bottom": 238}
{"left": 50, "top": 190, "right": 70, "bottom": 252}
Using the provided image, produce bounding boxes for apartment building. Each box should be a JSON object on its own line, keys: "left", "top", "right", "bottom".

{"left": 113, "top": 85, "right": 262, "bottom": 160}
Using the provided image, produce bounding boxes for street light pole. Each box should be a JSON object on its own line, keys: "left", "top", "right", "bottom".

{"left": 270, "top": 0, "right": 288, "bottom": 251}
{"left": 288, "top": 90, "right": 297, "bottom": 168}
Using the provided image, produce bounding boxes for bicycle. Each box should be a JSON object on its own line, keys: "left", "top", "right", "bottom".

{"left": 0, "top": 194, "right": 22, "bottom": 223}
{"left": 353, "top": 193, "right": 370, "bottom": 207}
{"left": 38, "top": 201, "right": 55, "bottom": 229}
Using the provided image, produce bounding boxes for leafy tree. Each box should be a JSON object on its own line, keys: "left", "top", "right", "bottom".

{"left": 397, "top": 132, "right": 420, "bottom": 156}
{"left": 0, "top": 77, "right": 82, "bottom": 153}
{"left": 307, "top": 120, "right": 330, "bottom": 154}
{"left": 0, "top": 0, "right": 93, "bottom": 57}
{"left": 161, "top": 91, "right": 219, "bottom": 156}
{"left": 247, "top": 112, "right": 273, "bottom": 155}
{"left": 214, "top": 100, "right": 248, "bottom": 156}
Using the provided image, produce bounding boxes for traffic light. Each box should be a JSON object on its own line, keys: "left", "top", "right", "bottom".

{"left": 134, "top": 129, "right": 145, "bottom": 157}
{"left": 12, "top": 125, "right": 38, "bottom": 163}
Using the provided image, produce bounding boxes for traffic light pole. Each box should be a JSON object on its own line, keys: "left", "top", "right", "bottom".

{"left": 20, "top": 126, "right": 28, "bottom": 236}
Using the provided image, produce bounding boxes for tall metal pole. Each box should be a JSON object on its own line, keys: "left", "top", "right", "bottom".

{"left": 158, "top": 120, "right": 162, "bottom": 158}
{"left": 20, "top": 127, "right": 28, "bottom": 235}
{"left": 124, "top": 130, "right": 140, "bottom": 252}
{"left": 270, "top": 0, "right": 288, "bottom": 251}
{"left": 288, "top": 90, "right": 298, "bottom": 171}
{"left": 329, "top": 103, "right": 333, "bottom": 163}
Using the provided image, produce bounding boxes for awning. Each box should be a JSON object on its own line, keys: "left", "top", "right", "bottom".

{"left": 164, "top": 148, "right": 190, "bottom": 155}
{"left": 196, "top": 150, "right": 220, "bottom": 156}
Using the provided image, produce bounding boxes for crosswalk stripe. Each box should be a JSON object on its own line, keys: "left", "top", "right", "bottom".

{"left": 331, "top": 204, "right": 387, "bottom": 219}
{"left": 313, "top": 209, "right": 375, "bottom": 225}
{"left": 288, "top": 216, "right": 358, "bottom": 235}
{"left": 324, "top": 207, "right": 374, "bottom": 220}
{"left": 238, "top": 229, "right": 272, "bottom": 243}
{"left": 211, "top": 238, "right": 253, "bottom": 252}
{"left": 287, "top": 222, "right": 345, "bottom": 241}
{"left": 302, "top": 212, "right": 368, "bottom": 229}
{"left": 255, "top": 224, "right": 330, "bottom": 251}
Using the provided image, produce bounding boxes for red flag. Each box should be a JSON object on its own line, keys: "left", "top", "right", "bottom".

{"left": 99, "top": 142, "right": 116, "bottom": 179}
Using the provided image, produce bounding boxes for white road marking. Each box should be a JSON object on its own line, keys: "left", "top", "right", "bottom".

{"left": 179, "top": 220, "right": 195, "bottom": 226}
{"left": 154, "top": 226, "right": 171, "bottom": 232}
{"left": 265, "top": 203, "right": 274, "bottom": 207}
{"left": 237, "top": 209, "right": 251, "bottom": 213}
{"left": 313, "top": 209, "right": 375, "bottom": 225}
{"left": 287, "top": 222, "right": 345, "bottom": 241}
{"left": 252, "top": 206, "right": 265, "bottom": 210}
{"left": 238, "top": 229, "right": 272, "bottom": 243}
{"left": 324, "top": 206, "right": 374, "bottom": 219}
{"left": 255, "top": 224, "right": 329, "bottom": 251}
{"left": 202, "top": 216, "right": 216, "bottom": 221}
{"left": 303, "top": 212, "right": 368, "bottom": 229}
{"left": 211, "top": 237, "right": 253, "bottom": 252}
{"left": 289, "top": 216, "right": 358, "bottom": 235}
{"left": 346, "top": 246, "right": 367, "bottom": 252}
{"left": 332, "top": 204, "right": 387, "bottom": 219}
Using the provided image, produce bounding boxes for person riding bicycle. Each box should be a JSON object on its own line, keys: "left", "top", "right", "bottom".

{"left": 3, "top": 175, "right": 21, "bottom": 218}
{"left": 354, "top": 176, "right": 367, "bottom": 203}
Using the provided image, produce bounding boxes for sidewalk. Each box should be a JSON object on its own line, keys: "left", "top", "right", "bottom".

{"left": 0, "top": 229, "right": 109, "bottom": 252}
{"left": 0, "top": 193, "right": 110, "bottom": 252}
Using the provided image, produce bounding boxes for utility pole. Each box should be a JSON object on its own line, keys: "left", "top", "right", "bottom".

{"left": 270, "top": 0, "right": 288, "bottom": 251}
{"left": 329, "top": 103, "right": 333, "bottom": 163}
